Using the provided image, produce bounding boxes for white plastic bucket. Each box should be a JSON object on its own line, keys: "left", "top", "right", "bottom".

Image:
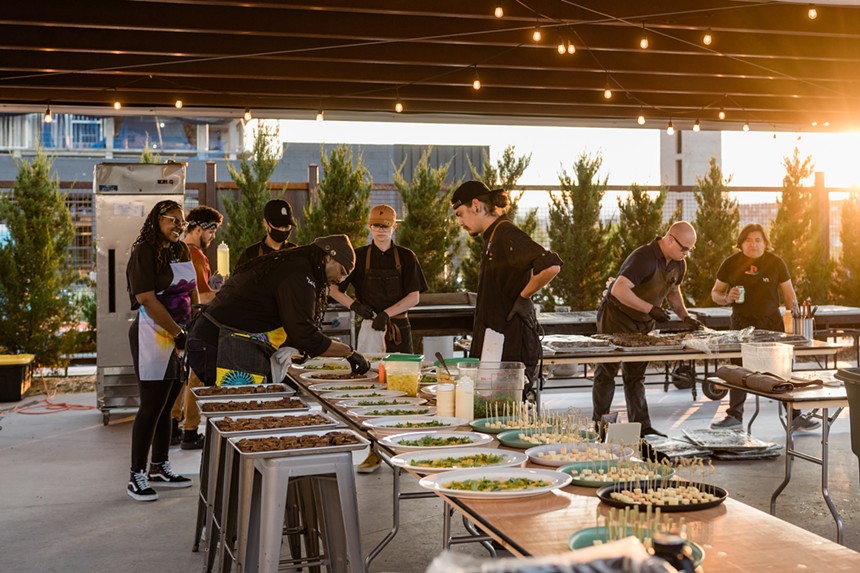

{"left": 741, "top": 342, "right": 794, "bottom": 380}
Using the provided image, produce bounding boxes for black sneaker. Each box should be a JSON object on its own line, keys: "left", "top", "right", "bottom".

{"left": 128, "top": 470, "right": 158, "bottom": 502}
{"left": 148, "top": 461, "right": 193, "bottom": 488}
{"left": 641, "top": 426, "right": 668, "bottom": 438}
{"left": 792, "top": 413, "right": 821, "bottom": 432}
{"left": 180, "top": 430, "right": 205, "bottom": 450}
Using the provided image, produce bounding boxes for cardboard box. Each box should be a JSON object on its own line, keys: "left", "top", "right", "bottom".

{"left": 0, "top": 354, "right": 35, "bottom": 402}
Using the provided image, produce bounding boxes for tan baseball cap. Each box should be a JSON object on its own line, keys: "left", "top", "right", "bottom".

{"left": 368, "top": 204, "right": 397, "bottom": 227}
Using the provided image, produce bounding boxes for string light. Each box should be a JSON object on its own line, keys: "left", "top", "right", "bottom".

{"left": 811, "top": 121, "right": 818, "bottom": 127}
{"left": 603, "top": 86, "right": 612, "bottom": 99}
{"left": 113, "top": 101, "right": 122, "bottom": 110}
{"left": 557, "top": 37, "right": 566, "bottom": 54}
{"left": 824, "top": 121, "right": 830, "bottom": 127}
{"left": 637, "top": 109, "right": 646, "bottom": 125}
{"left": 494, "top": 4, "right": 503, "bottom": 18}
{"left": 316, "top": 109, "right": 324, "bottom": 121}
{"left": 243, "top": 108, "right": 252, "bottom": 121}
{"left": 808, "top": 4, "right": 818, "bottom": 20}
{"left": 472, "top": 66, "right": 481, "bottom": 90}
{"left": 394, "top": 99, "right": 404, "bottom": 113}
{"left": 703, "top": 28, "right": 713, "bottom": 46}
{"left": 44, "top": 104, "right": 53, "bottom": 123}
{"left": 567, "top": 40, "right": 576, "bottom": 54}
{"left": 532, "top": 24, "right": 542, "bottom": 42}
{"left": 743, "top": 121, "right": 750, "bottom": 132}
{"left": 693, "top": 119, "right": 701, "bottom": 132}
{"left": 639, "top": 23, "right": 649, "bottom": 49}
{"left": 718, "top": 108, "right": 726, "bottom": 120}
{"left": 666, "top": 120, "right": 674, "bottom": 135}
{"left": 174, "top": 99, "right": 183, "bottom": 109}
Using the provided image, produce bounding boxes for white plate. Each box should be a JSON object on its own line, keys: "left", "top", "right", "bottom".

{"left": 301, "top": 371, "right": 379, "bottom": 384}
{"left": 347, "top": 405, "right": 436, "bottom": 418}
{"left": 292, "top": 358, "right": 349, "bottom": 371}
{"left": 391, "top": 447, "right": 527, "bottom": 474}
{"left": 307, "top": 380, "right": 381, "bottom": 392}
{"left": 362, "top": 416, "right": 469, "bottom": 437}
{"left": 525, "top": 443, "right": 635, "bottom": 467}
{"left": 336, "top": 397, "right": 426, "bottom": 408}
{"left": 318, "top": 389, "right": 407, "bottom": 400}
{"left": 419, "top": 467, "right": 572, "bottom": 499}
{"left": 378, "top": 430, "right": 493, "bottom": 453}
{"left": 421, "top": 384, "right": 437, "bottom": 396}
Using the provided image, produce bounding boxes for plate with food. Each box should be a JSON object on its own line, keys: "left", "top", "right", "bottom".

{"left": 391, "top": 447, "right": 527, "bottom": 474}
{"left": 470, "top": 416, "right": 549, "bottom": 435}
{"left": 346, "top": 405, "right": 436, "bottom": 419}
{"left": 596, "top": 480, "right": 728, "bottom": 512}
{"left": 525, "top": 443, "right": 634, "bottom": 467}
{"left": 308, "top": 380, "right": 382, "bottom": 392}
{"left": 559, "top": 459, "right": 675, "bottom": 487}
{"left": 335, "top": 397, "right": 426, "bottom": 408}
{"left": 418, "top": 467, "right": 571, "bottom": 500}
{"left": 568, "top": 527, "right": 704, "bottom": 568}
{"left": 302, "top": 372, "right": 379, "bottom": 384}
{"left": 497, "top": 428, "right": 599, "bottom": 450}
{"left": 364, "top": 416, "right": 469, "bottom": 437}
{"left": 319, "top": 389, "right": 406, "bottom": 400}
{"left": 292, "top": 358, "right": 349, "bottom": 371}
{"left": 378, "top": 430, "right": 493, "bottom": 453}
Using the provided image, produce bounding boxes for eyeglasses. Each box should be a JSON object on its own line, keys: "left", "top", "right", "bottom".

{"left": 370, "top": 224, "right": 393, "bottom": 230}
{"left": 669, "top": 233, "right": 694, "bottom": 253}
{"left": 160, "top": 214, "right": 188, "bottom": 229}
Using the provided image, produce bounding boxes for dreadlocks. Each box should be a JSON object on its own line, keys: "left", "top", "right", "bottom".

{"left": 234, "top": 245, "right": 330, "bottom": 326}
{"left": 132, "top": 200, "right": 190, "bottom": 270}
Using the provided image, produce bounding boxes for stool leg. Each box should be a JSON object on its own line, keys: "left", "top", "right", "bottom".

{"left": 217, "top": 445, "right": 238, "bottom": 573}
{"left": 284, "top": 478, "right": 303, "bottom": 561}
{"left": 256, "top": 461, "right": 292, "bottom": 573}
{"left": 235, "top": 456, "right": 256, "bottom": 571}
{"left": 332, "top": 457, "right": 365, "bottom": 573}
{"left": 300, "top": 478, "right": 323, "bottom": 573}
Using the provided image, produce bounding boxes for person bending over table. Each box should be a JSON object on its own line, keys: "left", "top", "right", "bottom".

{"left": 592, "top": 221, "right": 703, "bottom": 438}
{"left": 186, "top": 235, "right": 370, "bottom": 390}
{"left": 450, "top": 180, "right": 562, "bottom": 396}
{"left": 710, "top": 223, "right": 818, "bottom": 432}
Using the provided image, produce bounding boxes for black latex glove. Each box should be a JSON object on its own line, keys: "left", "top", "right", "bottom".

{"left": 648, "top": 305, "right": 672, "bottom": 323}
{"left": 372, "top": 310, "right": 389, "bottom": 331}
{"left": 174, "top": 330, "right": 187, "bottom": 350}
{"left": 292, "top": 352, "right": 310, "bottom": 365}
{"left": 683, "top": 315, "right": 705, "bottom": 330}
{"left": 346, "top": 350, "right": 370, "bottom": 375}
{"left": 350, "top": 300, "right": 374, "bottom": 320}
{"left": 506, "top": 296, "right": 536, "bottom": 328}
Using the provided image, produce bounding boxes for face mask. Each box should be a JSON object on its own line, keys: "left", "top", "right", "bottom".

{"left": 268, "top": 227, "right": 291, "bottom": 243}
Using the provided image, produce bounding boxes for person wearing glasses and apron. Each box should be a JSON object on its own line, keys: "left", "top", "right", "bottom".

{"left": 592, "top": 221, "right": 703, "bottom": 438}
{"left": 331, "top": 204, "right": 428, "bottom": 354}
{"left": 126, "top": 200, "right": 198, "bottom": 502}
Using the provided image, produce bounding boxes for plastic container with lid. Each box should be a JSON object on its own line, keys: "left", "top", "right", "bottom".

{"left": 383, "top": 354, "right": 423, "bottom": 397}
{"left": 436, "top": 383, "right": 456, "bottom": 417}
{"left": 741, "top": 342, "right": 793, "bottom": 380}
{"left": 457, "top": 361, "right": 525, "bottom": 418}
{"left": 434, "top": 357, "right": 479, "bottom": 385}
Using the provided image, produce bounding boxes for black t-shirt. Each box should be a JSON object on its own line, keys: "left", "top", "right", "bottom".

{"left": 716, "top": 250, "right": 790, "bottom": 320}
{"left": 606, "top": 238, "right": 686, "bottom": 323}
{"left": 337, "top": 241, "right": 428, "bottom": 309}
{"left": 235, "top": 237, "right": 298, "bottom": 269}
{"left": 126, "top": 241, "right": 193, "bottom": 322}
{"left": 198, "top": 253, "right": 332, "bottom": 357}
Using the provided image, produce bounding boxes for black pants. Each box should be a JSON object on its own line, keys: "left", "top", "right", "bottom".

{"left": 592, "top": 303, "right": 654, "bottom": 426}
{"left": 129, "top": 318, "right": 184, "bottom": 471}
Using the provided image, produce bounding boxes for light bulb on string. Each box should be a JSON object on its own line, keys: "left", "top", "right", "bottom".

{"left": 703, "top": 28, "right": 713, "bottom": 46}
{"left": 666, "top": 120, "right": 674, "bottom": 136}
{"left": 567, "top": 40, "right": 576, "bottom": 54}
{"left": 557, "top": 38, "right": 566, "bottom": 54}
{"left": 532, "top": 25, "right": 542, "bottom": 42}
{"left": 693, "top": 119, "right": 701, "bottom": 132}
{"left": 113, "top": 101, "right": 122, "bottom": 110}
{"left": 494, "top": 4, "right": 503, "bottom": 18}
{"left": 394, "top": 99, "right": 404, "bottom": 113}
{"left": 811, "top": 121, "right": 818, "bottom": 127}
{"left": 44, "top": 105, "right": 53, "bottom": 124}
{"left": 808, "top": 5, "right": 818, "bottom": 20}
{"left": 639, "top": 23, "right": 649, "bottom": 49}
{"left": 718, "top": 108, "right": 726, "bottom": 120}
{"left": 743, "top": 121, "right": 750, "bottom": 132}
{"left": 243, "top": 108, "right": 252, "bottom": 121}
{"left": 175, "top": 99, "right": 183, "bottom": 109}
{"left": 603, "top": 87, "right": 612, "bottom": 99}
{"left": 316, "top": 110, "right": 324, "bottom": 121}
{"left": 637, "top": 111, "right": 646, "bottom": 125}
{"left": 472, "top": 66, "right": 481, "bottom": 90}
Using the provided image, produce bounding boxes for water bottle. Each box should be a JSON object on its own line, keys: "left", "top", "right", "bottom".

{"left": 217, "top": 241, "right": 230, "bottom": 277}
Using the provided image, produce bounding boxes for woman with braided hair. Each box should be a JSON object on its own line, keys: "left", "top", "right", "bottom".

{"left": 126, "top": 200, "right": 198, "bottom": 501}
{"left": 186, "top": 234, "right": 370, "bottom": 390}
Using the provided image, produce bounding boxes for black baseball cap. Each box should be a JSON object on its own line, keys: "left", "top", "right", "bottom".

{"left": 451, "top": 180, "right": 494, "bottom": 209}
{"left": 263, "top": 199, "right": 295, "bottom": 228}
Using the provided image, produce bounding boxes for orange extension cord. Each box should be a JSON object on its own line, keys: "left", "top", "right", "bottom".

{"left": 1, "top": 377, "right": 96, "bottom": 415}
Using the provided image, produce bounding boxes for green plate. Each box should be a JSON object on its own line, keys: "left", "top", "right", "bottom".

{"left": 469, "top": 416, "right": 548, "bottom": 435}
{"left": 569, "top": 527, "right": 703, "bottom": 568}
{"left": 559, "top": 460, "right": 675, "bottom": 488}
{"left": 497, "top": 428, "right": 598, "bottom": 449}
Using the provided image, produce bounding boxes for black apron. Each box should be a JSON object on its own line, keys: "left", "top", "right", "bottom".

{"left": 605, "top": 258, "right": 681, "bottom": 330}
{"left": 203, "top": 313, "right": 278, "bottom": 385}
{"left": 361, "top": 247, "right": 412, "bottom": 353}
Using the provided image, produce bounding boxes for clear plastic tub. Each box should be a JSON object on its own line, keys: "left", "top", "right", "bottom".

{"left": 383, "top": 354, "right": 423, "bottom": 397}
{"left": 457, "top": 361, "right": 525, "bottom": 418}
{"left": 434, "top": 357, "right": 479, "bottom": 385}
{"left": 741, "top": 342, "right": 793, "bottom": 380}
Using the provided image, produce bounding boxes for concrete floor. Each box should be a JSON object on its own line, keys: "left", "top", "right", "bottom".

{"left": 1, "top": 368, "right": 859, "bottom": 573}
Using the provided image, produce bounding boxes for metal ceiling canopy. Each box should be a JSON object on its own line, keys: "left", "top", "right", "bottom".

{"left": 1, "top": 0, "right": 859, "bottom": 131}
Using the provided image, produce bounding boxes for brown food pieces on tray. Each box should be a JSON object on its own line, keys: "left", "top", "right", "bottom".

{"left": 236, "top": 431, "right": 359, "bottom": 452}
{"left": 214, "top": 414, "right": 331, "bottom": 432}
{"left": 201, "top": 397, "right": 304, "bottom": 412}
{"left": 596, "top": 332, "right": 687, "bottom": 347}
{"left": 308, "top": 372, "right": 371, "bottom": 380}
{"left": 196, "top": 384, "right": 288, "bottom": 396}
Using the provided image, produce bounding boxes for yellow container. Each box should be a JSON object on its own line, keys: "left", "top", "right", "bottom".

{"left": 384, "top": 354, "right": 423, "bottom": 397}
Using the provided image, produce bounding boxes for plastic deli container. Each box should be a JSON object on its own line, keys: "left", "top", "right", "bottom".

{"left": 383, "top": 354, "right": 424, "bottom": 397}
{"left": 741, "top": 342, "right": 793, "bottom": 381}
{"left": 434, "top": 357, "right": 479, "bottom": 385}
{"left": 457, "top": 361, "right": 525, "bottom": 418}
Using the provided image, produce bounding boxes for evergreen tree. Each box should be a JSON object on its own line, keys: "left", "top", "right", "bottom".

{"left": 297, "top": 144, "right": 371, "bottom": 249}
{"left": 611, "top": 184, "right": 670, "bottom": 268}
{"left": 835, "top": 190, "right": 860, "bottom": 304}
{"left": 461, "top": 145, "right": 533, "bottom": 291}
{"left": 221, "top": 124, "right": 283, "bottom": 271}
{"left": 0, "top": 149, "right": 76, "bottom": 367}
{"left": 771, "top": 147, "right": 814, "bottom": 286}
{"left": 547, "top": 153, "right": 612, "bottom": 310}
{"left": 685, "top": 157, "right": 739, "bottom": 307}
{"left": 395, "top": 148, "right": 461, "bottom": 292}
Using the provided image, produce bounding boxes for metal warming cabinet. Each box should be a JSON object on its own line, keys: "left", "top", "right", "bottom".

{"left": 94, "top": 163, "right": 186, "bottom": 424}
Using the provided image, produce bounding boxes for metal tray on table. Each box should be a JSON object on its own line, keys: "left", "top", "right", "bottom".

{"left": 198, "top": 395, "right": 311, "bottom": 417}
{"left": 192, "top": 383, "right": 295, "bottom": 401}
{"left": 616, "top": 344, "right": 687, "bottom": 353}
{"left": 228, "top": 428, "right": 369, "bottom": 459}
{"left": 208, "top": 410, "right": 343, "bottom": 438}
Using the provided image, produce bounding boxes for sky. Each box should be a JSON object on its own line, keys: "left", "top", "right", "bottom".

{"left": 274, "top": 119, "right": 860, "bottom": 191}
